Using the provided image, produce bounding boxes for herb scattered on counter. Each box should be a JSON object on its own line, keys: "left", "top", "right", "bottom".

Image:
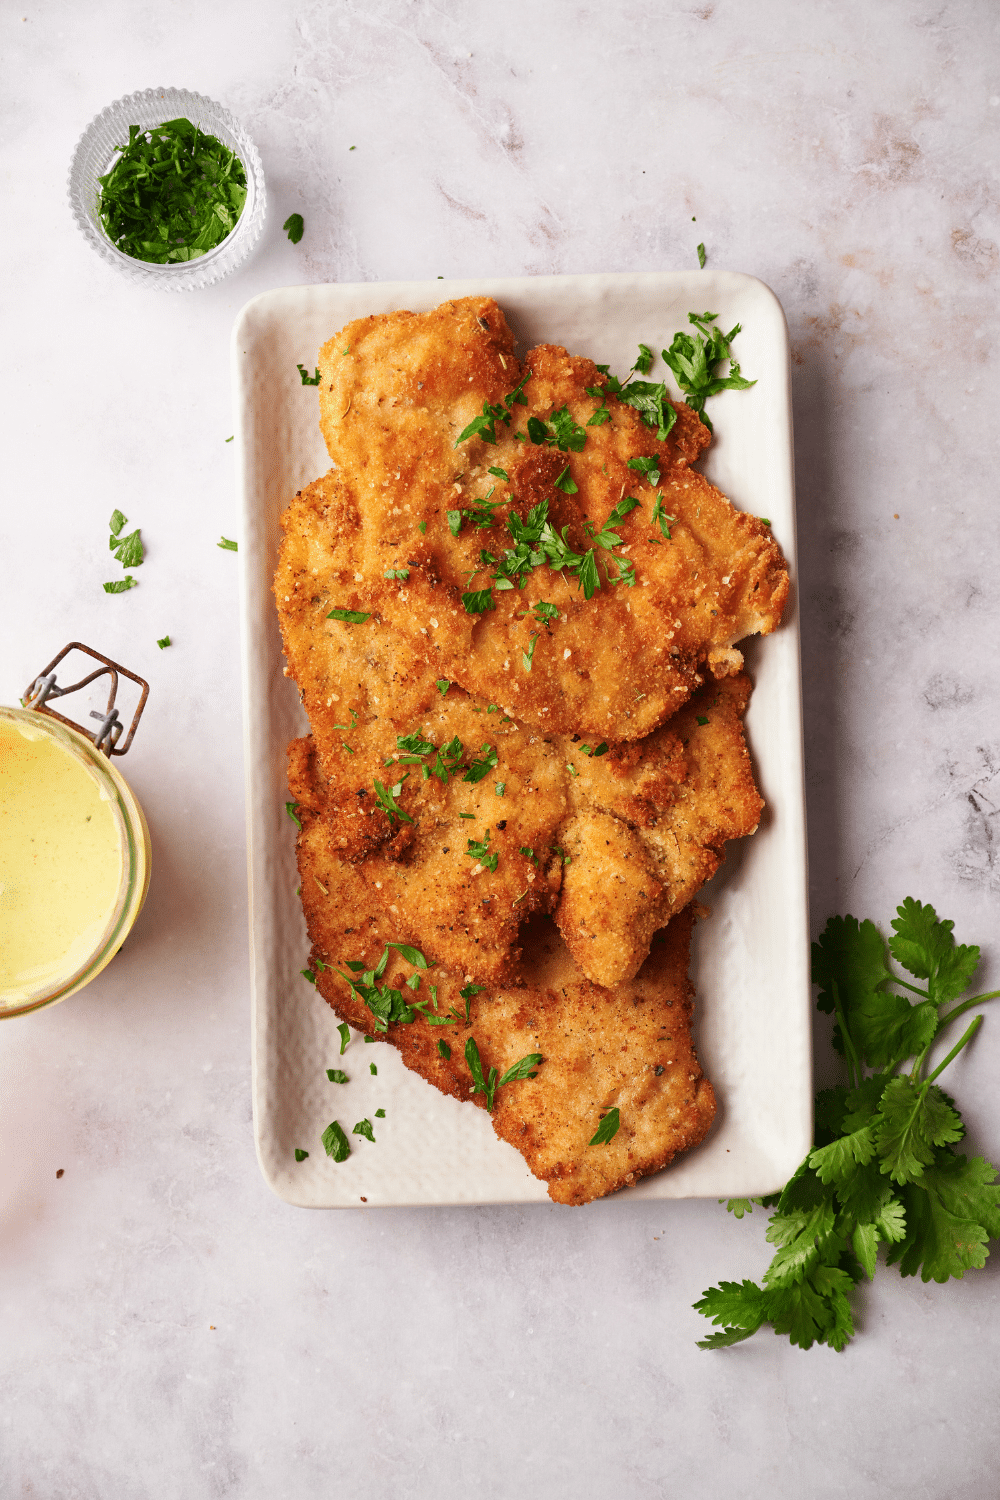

{"left": 337, "top": 1023, "right": 351, "bottom": 1055}
{"left": 225, "top": 435, "right": 234, "bottom": 442}
{"left": 327, "top": 607, "right": 370, "bottom": 623}
{"left": 694, "top": 899, "right": 1000, "bottom": 1353}
{"left": 375, "top": 1108, "right": 386, "bottom": 1118}
{"left": 697, "top": 242, "right": 707, "bottom": 268}
{"left": 297, "top": 364, "right": 321, "bottom": 385}
{"left": 322, "top": 1121, "right": 351, "bottom": 1161}
{"left": 326, "top": 1068, "right": 349, "bottom": 1084}
{"left": 103, "top": 577, "right": 136, "bottom": 594}
{"left": 294, "top": 1148, "right": 309, "bottom": 1162}
{"left": 283, "top": 212, "right": 305, "bottom": 243}
{"left": 218, "top": 537, "right": 238, "bottom": 552}
{"left": 97, "top": 118, "right": 246, "bottom": 264}
{"left": 156, "top": 636, "right": 171, "bottom": 649}
{"left": 370, "top": 1063, "right": 377, "bottom": 1075}
{"left": 353, "top": 1118, "right": 376, "bottom": 1143}
{"left": 662, "top": 312, "right": 755, "bottom": 433}
{"left": 590, "top": 1107, "right": 621, "bottom": 1145}
{"left": 285, "top": 800, "right": 302, "bottom": 829}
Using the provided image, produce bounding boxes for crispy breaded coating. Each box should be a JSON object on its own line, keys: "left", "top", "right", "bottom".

{"left": 295, "top": 786, "right": 715, "bottom": 1206}
{"left": 313, "top": 297, "right": 788, "bottom": 739}
{"left": 554, "top": 674, "right": 763, "bottom": 987}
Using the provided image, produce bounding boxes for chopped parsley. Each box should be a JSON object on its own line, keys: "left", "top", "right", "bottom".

{"left": 326, "top": 1068, "right": 349, "bottom": 1084}
{"left": 337, "top": 1023, "right": 351, "bottom": 1054}
{"left": 589, "top": 1108, "right": 621, "bottom": 1145}
{"left": 375, "top": 1108, "right": 386, "bottom": 1118}
{"left": 662, "top": 312, "right": 755, "bottom": 432}
{"left": 580, "top": 742, "right": 609, "bottom": 757}
{"left": 586, "top": 402, "right": 611, "bottom": 427}
{"left": 466, "top": 1036, "right": 543, "bottom": 1112}
{"left": 103, "top": 577, "right": 136, "bottom": 594}
{"left": 283, "top": 212, "right": 305, "bottom": 243}
{"left": 96, "top": 118, "right": 246, "bottom": 264}
{"left": 285, "top": 801, "right": 302, "bottom": 829}
{"left": 373, "top": 777, "right": 413, "bottom": 825}
{"left": 370, "top": 1062, "right": 378, "bottom": 1074}
{"left": 520, "top": 847, "right": 539, "bottom": 867}
{"left": 523, "top": 634, "right": 538, "bottom": 671}
{"left": 321, "top": 1121, "right": 351, "bottom": 1161}
{"left": 464, "top": 743, "right": 499, "bottom": 783}
{"left": 438, "top": 1039, "right": 452, "bottom": 1059}
{"left": 488, "top": 466, "right": 509, "bottom": 481}
{"left": 495, "top": 782, "right": 506, "bottom": 797}
{"left": 462, "top": 587, "right": 496, "bottom": 615}
{"left": 294, "top": 1148, "right": 309, "bottom": 1162}
{"left": 628, "top": 456, "right": 661, "bottom": 488}
{"left": 156, "top": 635, "right": 171, "bottom": 649}
{"left": 217, "top": 537, "right": 238, "bottom": 551}
{"left": 697, "top": 715, "right": 709, "bottom": 726}
{"left": 651, "top": 494, "right": 675, "bottom": 539}
{"left": 455, "top": 372, "right": 530, "bottom": 446}
{"left": 465, "top": 830, "right": 499, "bottom": 872}
{"left": 327, "top": 607, "right": 371, "bottom": 623}
{"left": 697, "top": 241, "right": 706, "bottom": 268}
{"left": 526, "top": 405, "right": 587, "bottom": 452}
{"left": 353, "top": 1118, "right": 376, "bottom": 1142}
{"left": 436, "top": 680, "right": 451, "bottom": 695}
{"left": 297, "top": 364, "right": 321, "bottom": 385}
{"left": 553, "top": 465, "right": 578, "bottom": 495}
{"left": 384, "top": 567, "right": 410, "bottom": 582}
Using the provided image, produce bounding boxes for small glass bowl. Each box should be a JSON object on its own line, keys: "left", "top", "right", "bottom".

{"left": 0, "top": 708, "right": 151, "bottom": 1019}
{"left": 68, "top": 86, "right": 266, "bottom": 292}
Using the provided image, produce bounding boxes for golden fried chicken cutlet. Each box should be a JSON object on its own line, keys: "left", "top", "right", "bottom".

{"left": 293, "top": 772, "right": 716, "bottom": 1206}
{"left": 314, "top": 297, "right": 788, "bottom": 739}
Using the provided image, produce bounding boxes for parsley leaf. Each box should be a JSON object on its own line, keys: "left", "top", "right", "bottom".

{"left": 321, "top": 1121, "right": 351, "bottom": 1161}
{"left": 156, "top": 635, "right": 171, "bottom": 649}
{"left": 498, "top": 1053, "right": 543, "bottom": 1085}
{"left": 294, "top": 1148, "right": 309, "bottom": 1162}
{"left": 353, "top": 1118, "right": 376, "bottom": 1142}
{"left": 465, "top": 1036, "right": 498, "bottom": 1111}
{"left": 326, "top": 1068, "right": 349, "bottom": 1084}
{"left": 462, "top": 588, "right": 495, "bottom": 615}
{"left": 283, "top": 212, "right": 304, "bottom": 243}
{"left": 103, "top": 577, "right": 137, "bottom": 594}
{"left": 373, "top": 777, "right": 413, "bottom": 826}
{"left": 285, "top": 801, "right": 302, "bottom": 829}
{"left": 697, "top": 241, "right": 706, "bottom": 268}
{"left": 462, "top": 743, "right": 498, "bottom": 784}
{"left": 527, "top": 405, "right": 587, "bottom": 452}
{"left": 438, "top": 1040, "right": 451, "bottom": 1059}
{"left": 337, "top": 1023, "right": 351, "bottom": 1055}
{"left": 436, "top": 679, "right": 451, "bottom": 695}
{"left": 589, "top": 1108, "right": 621, "bottom": 1145}
{"left": 217, "top": 537, "right": 238, "bottom": 551}
{"left": 297, "top": 364, "right": 321, "bottom": 385}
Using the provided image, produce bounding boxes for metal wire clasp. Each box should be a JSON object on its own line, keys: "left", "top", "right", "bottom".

{"left": 22, "top": 643, "right": 149, "bottom": 757}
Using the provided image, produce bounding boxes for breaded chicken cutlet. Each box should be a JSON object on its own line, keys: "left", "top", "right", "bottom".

{"left": 278, "top": 483, "right": 763, "bottom": 989}
{"left": 275, "top": 295, "right": 788, "bottom": 1202}
{"left": 292, "top": 754, "right": 715, "bottom": 1206}
{"left": 313, "top": 296, "right": 788, "bottom": 740}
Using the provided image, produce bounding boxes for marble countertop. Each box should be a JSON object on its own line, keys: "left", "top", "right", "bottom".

{"left": 3, "top": 3, "right": 999, "bottom": 1495}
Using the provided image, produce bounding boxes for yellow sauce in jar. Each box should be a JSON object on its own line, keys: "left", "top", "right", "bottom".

{"left": 0, "top": 710, "right": 149, "bottom": 1015}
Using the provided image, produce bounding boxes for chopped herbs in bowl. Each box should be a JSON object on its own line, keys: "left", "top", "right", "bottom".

{"left": 68, "top": 87, "right": 266, "bottom": 291}
{"left": 97, "top": 118, "right": 247, "bottom": 264}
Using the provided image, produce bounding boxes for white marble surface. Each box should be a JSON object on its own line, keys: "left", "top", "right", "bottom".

{"left": 2, "top": 2, "right": 999, "bottom": 1495}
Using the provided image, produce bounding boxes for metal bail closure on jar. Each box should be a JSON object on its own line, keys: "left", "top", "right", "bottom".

{"left": 1, "top": 643, "right": 152, "bottom": 1019}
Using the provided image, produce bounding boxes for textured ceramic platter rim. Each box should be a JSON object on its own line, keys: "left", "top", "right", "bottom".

{"left": 234, "top": 270, "right": 811, "bottom": 1210}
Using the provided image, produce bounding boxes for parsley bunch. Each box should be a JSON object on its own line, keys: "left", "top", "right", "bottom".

{"left": 97, "top": 118, "right": 246, "bottom": 264}
{"left": 662, "top": 312, "right": 755, "bottom": 433}
{"left": 695, "top": 900, "right": 1000, "bottom": 1352}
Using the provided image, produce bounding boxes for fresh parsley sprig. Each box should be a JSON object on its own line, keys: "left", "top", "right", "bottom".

{"left": 694, "top": 899, "right": 1000, "bottom": 1352}
{"left": 465, "top": 1036, "right": 542, "bottom": 1111}
{"left": 527, "top": 404, "right": 587, "bottom": 452}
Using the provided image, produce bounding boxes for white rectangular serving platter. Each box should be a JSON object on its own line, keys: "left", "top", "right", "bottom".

{"left": 234, "top": 270, "right": 811, "bottom": 1210}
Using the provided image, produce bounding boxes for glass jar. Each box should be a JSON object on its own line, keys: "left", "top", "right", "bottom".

{"left": 0, "top": 706, "right": 151, "bottom": 1018}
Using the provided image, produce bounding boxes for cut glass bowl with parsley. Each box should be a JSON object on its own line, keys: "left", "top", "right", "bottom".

{"left": 68, "top": 87, "right": 266, "bottom": 291}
